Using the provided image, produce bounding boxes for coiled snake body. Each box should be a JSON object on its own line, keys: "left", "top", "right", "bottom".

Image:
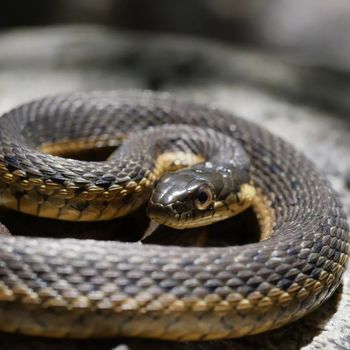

{"left": 0, "top": 91, "right": 348, "bottom": 340}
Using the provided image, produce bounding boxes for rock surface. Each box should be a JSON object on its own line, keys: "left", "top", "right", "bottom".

{"left": 0, "top": 26, "right": 349, "bottom": 350}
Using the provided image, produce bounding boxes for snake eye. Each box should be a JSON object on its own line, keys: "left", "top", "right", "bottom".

{"left": 194, "top": 186, "right": 213, "bottom": 210}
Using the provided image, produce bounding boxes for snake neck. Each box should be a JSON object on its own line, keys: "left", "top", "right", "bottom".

{"left": 115, "top": 124, "right": 250, "bottom": 173}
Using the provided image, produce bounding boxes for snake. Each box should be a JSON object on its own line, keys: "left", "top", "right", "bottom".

{"left": 0, "top": 90, "right": 348, "bottom": 340}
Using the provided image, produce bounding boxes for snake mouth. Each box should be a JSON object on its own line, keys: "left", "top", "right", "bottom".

{"left": 146, "top": 200, "right": 197, "bottom": 229}
{"left": 147, "top": 205, "right": 201, "bottom": 229}
{"left": 147, "top": 193, "right": 195, "bottom": 228}
{"left": 146, "top": 201, "right": 172, "bottom": 226}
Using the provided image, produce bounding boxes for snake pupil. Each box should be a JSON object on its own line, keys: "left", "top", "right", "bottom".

{"left": 197, "top": 191, "right": 208, "bottom": 203}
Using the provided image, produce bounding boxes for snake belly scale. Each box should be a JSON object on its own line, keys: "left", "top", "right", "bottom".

{"left": 0, "top": 91, "right": 348, "bottom": 340}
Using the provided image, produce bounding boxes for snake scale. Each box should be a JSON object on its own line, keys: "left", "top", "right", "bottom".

{"left": 0, "top": 91, "right": 348, "bottom": 340}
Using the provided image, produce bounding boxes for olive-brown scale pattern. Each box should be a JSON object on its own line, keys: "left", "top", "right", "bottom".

{"left": 0, "top": 91, "right": 348, "bottom": 340}
{"left": 0, "top": 93, "right": 249, "bottom": 222}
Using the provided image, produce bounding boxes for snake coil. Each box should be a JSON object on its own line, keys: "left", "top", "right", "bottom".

{"left": 0, "top": 91, "right": 348, "bottom": 340}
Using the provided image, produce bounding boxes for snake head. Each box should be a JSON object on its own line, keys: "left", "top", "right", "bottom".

{"left": 147, "top": 163, "right": 255, "bottom": 229}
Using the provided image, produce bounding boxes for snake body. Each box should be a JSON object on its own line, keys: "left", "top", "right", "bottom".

{"left": 0, "top": 91, "right": 348, "bottom": 340}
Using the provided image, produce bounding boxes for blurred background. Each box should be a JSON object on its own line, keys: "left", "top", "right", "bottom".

{"left": 0, "top": 2, "right": 350, "bottom": 350}
{"left": 1, "top": 0, "right": 350, "bottom": 70}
